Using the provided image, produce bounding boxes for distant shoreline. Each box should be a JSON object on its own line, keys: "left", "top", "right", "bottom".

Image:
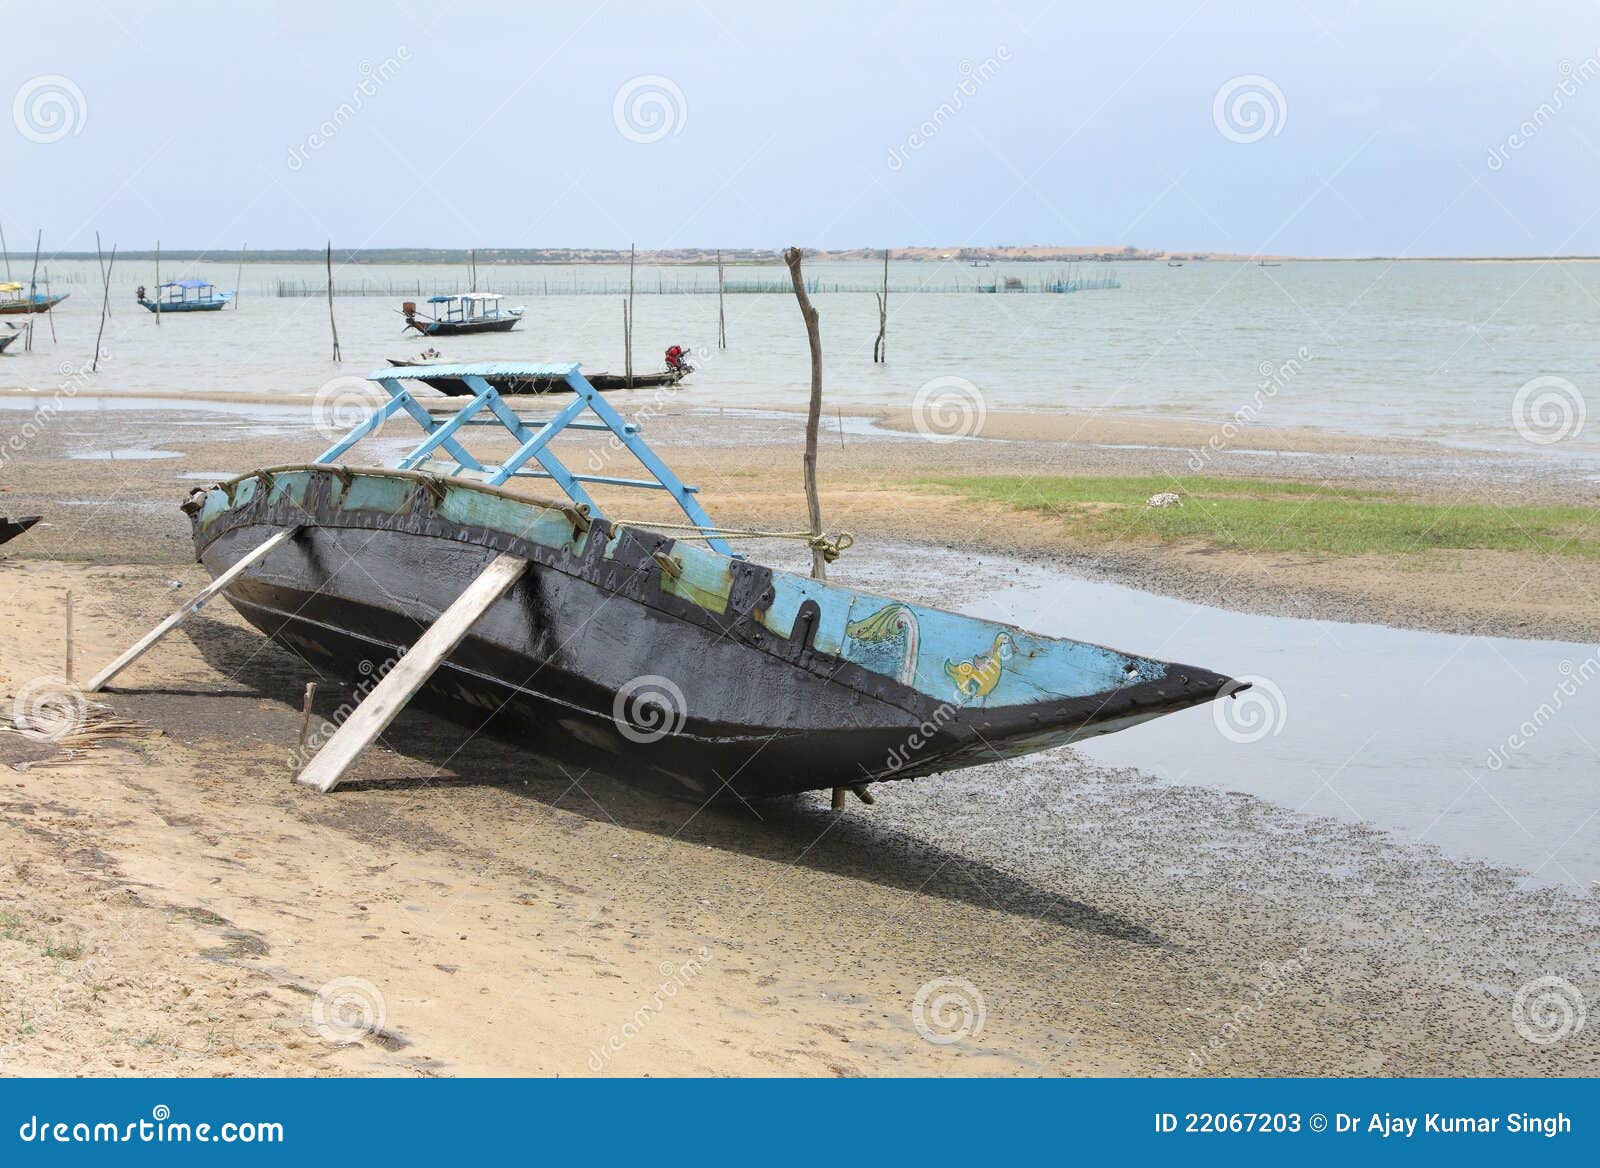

{"left": 9, "top": 247, "right": 1600, "bottom": 265}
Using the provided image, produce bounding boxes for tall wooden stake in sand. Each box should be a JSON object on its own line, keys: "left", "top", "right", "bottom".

{"left": 782, "top": 246, "right": 828, "bottom": 582}
{"left": 717, "top": 249, "right": 727, "bottom": 349}
{"left": 326, "top": 241, "right": 342, "bottom": 362}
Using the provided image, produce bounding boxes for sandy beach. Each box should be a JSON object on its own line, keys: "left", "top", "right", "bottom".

{"left": 1, "top": 394, "right": 1596, "bottom": 1077}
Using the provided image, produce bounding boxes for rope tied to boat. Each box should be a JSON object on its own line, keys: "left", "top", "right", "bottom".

{"left": 613, "top": 520, "right": 854, "bottom": 560}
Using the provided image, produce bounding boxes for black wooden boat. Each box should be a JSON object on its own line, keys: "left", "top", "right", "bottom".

{"left": 181, "top": 363, "right": 1241, "bottom": 800}
{"left": 402, "top": 294, "right": 523, "bottom": 336}
{"left": 387, "top": 358, "right": 688, "bottom": 396}
{"left": 0, "top": 515, "right": 41, "bottom": 545}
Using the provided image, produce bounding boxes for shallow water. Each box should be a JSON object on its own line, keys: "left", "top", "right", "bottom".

{"left": 962, "top": 567, "right": 1600, "bottom": 890}
{"left": 5, "top": 258, "right": 1599, "bottom": 457}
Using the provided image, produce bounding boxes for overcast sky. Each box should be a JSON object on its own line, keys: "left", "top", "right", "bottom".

{"left": 5, "top": 0, "right": 1600, "bottom": 255}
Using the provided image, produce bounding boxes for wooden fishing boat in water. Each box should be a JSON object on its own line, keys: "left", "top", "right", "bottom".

{"left": 0, "top": 282, "right": 68, "bottom": 315}
{"left": 138, "top": 279, "right": 234, "bottom": 312}
{"left": 403, "top": 293, "right": 523, "bottom": 336}
{"left": 0, "top": 325, "right": 22, "bottom": 353}
{"left": 170, "top": 362, "right": 1242, "bottom": 801}
{"left": 386, "top": 357, "right": 689, "bottom": 396}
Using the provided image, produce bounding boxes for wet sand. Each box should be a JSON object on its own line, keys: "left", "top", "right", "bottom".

{"left": 1, "top": 398, "right": 1597, "bottom": 1076}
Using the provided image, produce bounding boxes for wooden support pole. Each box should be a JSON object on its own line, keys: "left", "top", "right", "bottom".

{"left": 716, "top": 249, "right": 727, "bottom": 349}
{"left": 873, "top": 248, "right": 888, "bottom": 363}
{"left": 233, "top": 242, "right": 246, "bottom": 309}
{"left": 295, "top": 553, "right": 528, "bottom": 793}
{"left": 326, "top": 241, "right": 342, "bottom": 362}
{"left": 831, "top": 786, "right": 847, "bottom": 812}
{"left": 782, "top": 246, "right": 828, "bottom": 582}
{"left": 0, "top": 221, "right": 10, "bottom": 282}
{"left": 626, "top": 243, "right": 636, "bottom": 388}
{"left": 84, "top": 527, "right": 300, "bottom": 693}
{"left": 93, "top": 237, "right": 116, "bottom": 372}
{"left": 294, "top": 681, "right": 318, "bottom": 777}
{"left": 154, "top": 239, "right": 161, "bottom": 327}
{"left": 850, "top": 784, "right": 875, "bottom": 805}
{"left": 25, "top": 231, "right": 41, "bottom": 350}
{"left": 64, "top": 591, "right": 74, "bottom": 683}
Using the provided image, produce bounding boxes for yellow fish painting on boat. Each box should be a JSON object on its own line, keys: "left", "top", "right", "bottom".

{"left": 945, "top": 632, "right": 1015, "bottom": 703}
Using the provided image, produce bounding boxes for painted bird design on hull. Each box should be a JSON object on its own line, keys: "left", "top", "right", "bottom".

{"left": 944, "top": 632, "right": 1014, "bottom": 703}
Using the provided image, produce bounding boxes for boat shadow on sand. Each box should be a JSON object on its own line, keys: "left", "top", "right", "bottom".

{"left": 154, "top": 615, "right": 1163, "bottom": 947}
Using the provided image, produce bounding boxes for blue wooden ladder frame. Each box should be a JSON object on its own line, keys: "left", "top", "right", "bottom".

{"left": 315, "top": 363, "right": 735, "bottom": 556}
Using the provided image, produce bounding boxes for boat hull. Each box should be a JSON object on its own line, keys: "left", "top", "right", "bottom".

{"left": 0, "top": 293, "right": 68, "bottom": 315}
{"left": 188, "top": 467, "right": 1238, "bottom": 799}
{"left": 138, "top": 299, "right": 228, "bottom": 313}
{"left": 409, "top": 317, "right": 521, "bottom": 336}
{"left": 0, "top": 331, "right": 19, "bottom": 353}
{"left": 387, "top": 359, "right": 687, "bottom": 395}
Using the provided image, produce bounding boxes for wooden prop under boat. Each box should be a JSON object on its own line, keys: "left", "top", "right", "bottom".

{"left": 387, "top": 358, "right": 687, "bottom": 396}
{"left": 175, "top": 362, "right": 1242, "bottom": 799}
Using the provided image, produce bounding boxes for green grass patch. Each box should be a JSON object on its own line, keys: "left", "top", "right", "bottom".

{"left": 920, "top": 475, "right": 1600, "bottom": 558}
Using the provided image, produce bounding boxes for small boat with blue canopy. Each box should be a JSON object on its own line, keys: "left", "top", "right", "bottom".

{"left": 403, "top": 293, "right": 523, "bottom": 336}
{"left": 138, "top": 279, "right": 234, "bottom": 313}
{"left": 173, "top": 361, "right": 1241, "bottom": 799}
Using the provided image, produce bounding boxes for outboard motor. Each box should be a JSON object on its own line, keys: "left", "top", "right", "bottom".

{"left": 664, "top": 344, "right": 692, "bottom": 375}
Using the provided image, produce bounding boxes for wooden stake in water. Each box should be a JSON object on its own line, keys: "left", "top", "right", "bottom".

{"left": 0, "top": 221, "right": 10, "bottom": 282}
{"left": 233, "top": 242, "right": 246, "bottom": 309}
{"left": 325, "top": 241, "right": 342, "bottom": 362}
{"left": 717, "top": 248, "right": 727, "bottom": 349}
{"left": 93, "top": 236, "right": 116, "bottom": 372}
{"left": 626, "top": 243, "right": 636, "bottom": 388}
{"left": 25, "top": 230, "right": 41, "bottom": 351}
{"left": 873, "top": 248, "right": 888, "bottom": 363}
{"left": 154, "top": 239, "right": 162, "bottom": 327}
